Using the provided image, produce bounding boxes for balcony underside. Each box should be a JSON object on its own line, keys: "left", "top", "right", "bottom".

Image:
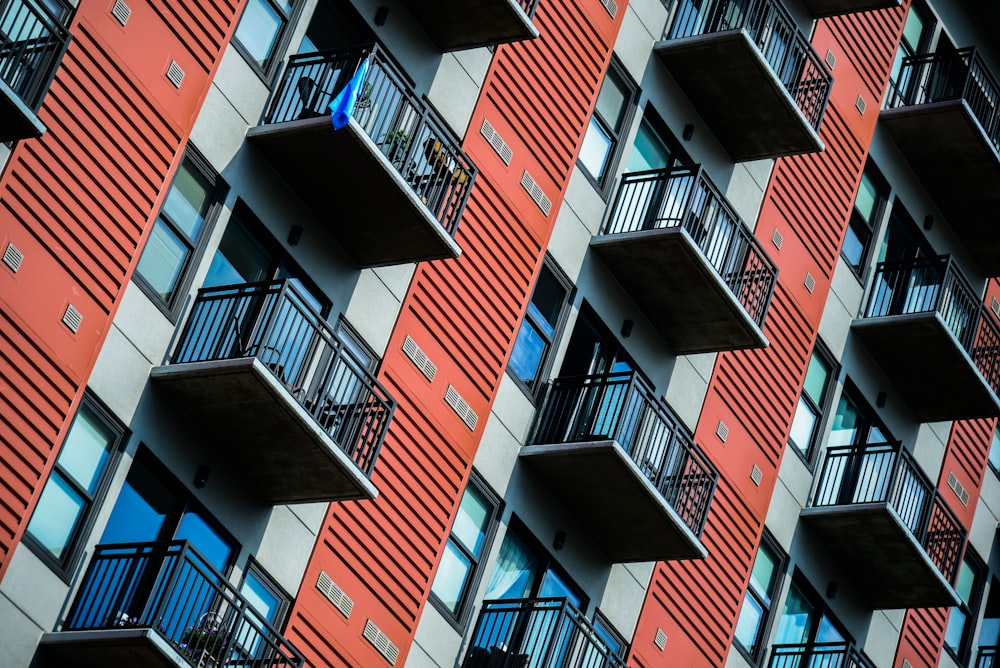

{"left": 247, "top": 116, "right": 461, "bottom": 267}
{"left": 591, "top": 228, "right": 768, "bottom": 354}
{"left": 37, "top": 629, "right": 189, "bottom": 668}
{"left": 798, "top": 0, "right": 900, "bottom": 17}
{"left": 149, "top": 358, "right": 378, "bottom": 504}
{"left": 519, "top": 440, "right": 708, "bottom": 562}
{"left": 881, "top": 103, "right": 1000, "bottom": 273}
{"left": 400, "top": 0, "right": 538, "bottom": 51}
{"left": 0, "top": 77, "right": 45, "bottom": 142}
{"left": 800, "top": 504, "right": 960, "bottom": 609}
{"left": 852, "top": 313, "right": 1000, "bottom": 421}
{"left": 654, "top": 31, "right": 823, "bottom": 161}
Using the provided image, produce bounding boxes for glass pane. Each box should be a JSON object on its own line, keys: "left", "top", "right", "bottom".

{"left": 25, "top": 473, "right": 85, "bottom": 560}
{"left": 595, "top": 74, "right": 627, "bottom": 131}
{"left": 100, "top": 460, "right": 177, "bottom": 544}
{"left": 176, "top": 511, "right": 233, "bottom": 573}
{"left": 242, "top": 571, "right": 282, "bottom": 624}
{"left": 162, "top": 161, "right": 213, "bottom": 240}
{"left": 734, "top": 594, "right": 765, "bottom": 651}
{"left": 579, "top": 118, "right": 613, "bottom": 180}
{"left": 485, "top": 533, "right": 539, "bottom": 600}
{"left": 540, "top": 568, "right": 581, "bottom": 608}
{"left": 842, "top": 219, "right": 867, "bottom": 268}
{"left": 990, "top": 428, "right": 1000, "bottom": 472}
{"left": 829, "top": 395, "right": 860, "bottom": 447}
{"left": 509, "top": 320, "right": 547, "bottom": 386}
{"left": 58, "top": 405, "right": 115, "bottom": 493}
{"left": 944, "top": 607, "right": 967, "bottom": 654}
{"left": 626, "top": 117, "right": 673, "bottom": 173}
{"left": 774, "top": 582, "right": 815, "bottom": 645}
{"left": 453, "top": 485, "right": 491, "bottom": 556}
{"left": 531, "top": 267, "right": 566, "bottom": 334}
{"left": 789, "top": 399, "right": 817, "bottom": 454}
{"left": 235, "top": 0, "right": 285, "bottom": 68}
{"left": 955, "top": 560, "right": 976, "bottom": 604}
{"left": 748, "top": 545, "right": 778, "bottom": 603}
{"left": 802, "top": 353, "right": 831, "bottom": 404}
{"left": 136, "top": 219, "right": 189, "bottom": 299}
{"left": 901, "top": 8, "right": 926, "bottom": 53}
{"left": 431, "top": 540, "right": 473, "bottom": 613}
{"left": 854, "top": 171, "right": 878, "bottom": 225}
{"left": 204, "top": 217, "right": 274, "bottom": 287}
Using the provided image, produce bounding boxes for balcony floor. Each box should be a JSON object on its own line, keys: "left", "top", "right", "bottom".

{"left": 800, "top": 504, "right": 961, "bottom": 609}
{"left": 519, "top": 440, "right": 708, "bottom": 562}
{"left": 37, "top": 629, "right": 189, "bottom": 668}
{"left": 798, "top": 0, "right": 900, "bottom": 17}
{"left": 247, "top": 116, "right": 461, "bottom": 267}
{"left": 400, "top": 0, "right": 538, "bottom": 51}
{"left": 852, "top": 312, "right": 1000, "bottom": 421}
{"left": 592, "top": 227, "right": 768, "bottom": 354}
{"left": 0, "top": 77, "right": 46, "bottom": 142}
{"left": 654, "top": 30, "right": 824, "bottom": 161}
{"left": 881, "top": 102, "right": 1000, "bottom": 273}
{"left": 150, "top": 358, "right": 378, "bottom": 504}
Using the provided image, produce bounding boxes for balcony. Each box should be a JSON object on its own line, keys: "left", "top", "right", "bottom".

{"left": 797, "top": 0, "right": 900, "bottom": 18}
{"left": 593, "top": 165, "right": 776, "bottom": 354}
{"left": 977, "top": 646, "right": 998, "bottom": 667}
{"left": 149, "top": 280, "right": 395, "bottom": 504}
{"left": 399, "top": 0, "right": 539, "bottom": 51}
{"left": 852, "top": 256, "right": 1000, "bottom": 422}
{"left": 247, "top": 45, "right": 476, "bottom": 267}
{"left": 654, "top": 0, "right": 830, "bottom": 161}
{"left": 769, "top": 642, "right": 875, "bottom": 668}
{"left": 0, "top": 0, "right": 70, "bottom": 141}
{"left": 461, "top": 598, "right": 626, "bottom": 668}
{"left": 36, "top": 541, "right": 303, "bottom": 668}
{"left": 520, "top": 371, "right": 717, "bottom": 562}
{"left": 882, "top": 48, "right": 1000, "bottom": 273}
{"left": 800, "top": 442, "right": 965, "bottom": 609}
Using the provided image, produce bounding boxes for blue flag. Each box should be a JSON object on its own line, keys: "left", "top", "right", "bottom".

{"left": 329, "top": 57, "right": 370, "bottom": 130}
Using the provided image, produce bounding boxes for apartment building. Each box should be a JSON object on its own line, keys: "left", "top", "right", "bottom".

{"left": 0, "top": 0, "right": 998, "bottom": 666}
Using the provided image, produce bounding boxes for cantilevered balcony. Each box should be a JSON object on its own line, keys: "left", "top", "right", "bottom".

{"left": 461, "top": 598, "right": 626, "bottom": 668}
{"left": 654, "top": 0, "right": 830, "bottom": 160}
{"left": 882, "top": 48, "right": 1000, "bottom": 273}
{"left": 977, "top": 646, "right": 999, "bottom": 667}
{"left": 593, "top": 165, "right": 776, "bottom": 354}
{"left": 800, "top": 442, "right": 965, "bottom": 609}
{"left": 0, "top": 0, "right": 69, "bottom": 141}
{"left": 37, "top": 541, "right": 304, "bottom": 668}
{"left": 247, "top": 45, "right": 476, "bottom": 267}
{"left": 797, "top": 0, "right": 900, "bottom": 18}
{"left": 852, "top": 256, "right": 1000, "bottom": 422}
{"left": 769, "top": 642, "right": 875, "bottom": 668}
{"left": 150, "top": 280, "right": 394, "bottom": 504}
{"left": 399, "top": 0, "right": 538, "bottom": 51}
{"left": 520, "top": 371, "right": 717, "bottom": 562}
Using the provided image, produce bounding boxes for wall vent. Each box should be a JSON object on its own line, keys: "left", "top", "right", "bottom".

{"left": 402, "top": 335, "right": 437, "bottom": 382}
{"left": 2, "top": 243, "right": 23, "bottom": 273}
{"left": 316, "top": 571, "right": 354, "bottom": 619}
{"left": 445, "top": 385, "right": 479, "bottom": 431}
{"left": 824, "top": 49, "right": 836, "bottom": 70}
{"left": 653, "top": 628, "right": 667, "bottom": 651}
{"left": 771, "top": 228, "right": 783, "bottom": 250}
{"left": 600, "top": 0, "right": 618, "bottom": 18}
{"left": 991, "top": 296, "right": 1000, "bottom": 318}
{"left": 716, "top": 420, "right": 729, "bottom": 443}
{"left": 480, "top": 119, "right": 513, "bottom": 165}
{"left": 855, "top": 94, "right": 867, "bottom": 115}
{"left": 166, "top": 61, "right": 185, "bottom": 89}
{"left": 521, "top": 170, "right": 552, "bottom": 216}
{"left": 750, "top": 464, "right": 763, "bottom": 487}
{"left": 947, "top": 471, "right": 970, "bottom": 507}
{"left": 62, "top": 304, "right": 83, "bottom": 333}
{"left": 111, "top": 0, "right": 131, "bottom": 26}
{"left": 363, "top": 619, "right": 399, "bottom": 666}
{"left": 804, "top": 272, "right": 816, "bottom": 293}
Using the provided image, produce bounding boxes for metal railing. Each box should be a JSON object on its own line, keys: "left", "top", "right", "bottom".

{"left": 812, "top": 441, "right": 966, "bottom": 584}
{"left": 462, "top": 598, "right": 627, "bottom": 668}
{"left": 663, "top": 0, "right": 831, "bottom": 130}
{"left": 603, "top": 165, "right": 778, "bottom": 327}
{"left": 862, "top": 255, "right": 1000, "bottom": 397}
{"left": 768, "top": 642, "right": 875, "bottom": 668}
{"left": 886, "top": 47, "right": 1000, "bottom": 151}
{"left": 263, "top": 43, "right": 477, "bottom": 236}
{"left": 0, "top": 0, "right": 69, "bottom": 111}
{"left": 977, "top": 645, "right": 999, "bottom": 667}
{"left": 519, "top": 0, "right": 540, "bottom": 18}
{"left": 171, "top": 280, "right": 395, "bottom": 477}
{"left": 64, "top": 541, "right": 304, "bottom": 667}
{"left": 531, "top": 370, "right": 717, "bottom": 537}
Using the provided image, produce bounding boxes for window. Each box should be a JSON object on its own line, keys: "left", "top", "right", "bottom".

{"left": 623, "top": 108, "right": 689, "bottom": 173}
{"left": 238, "top": 560, "right": 293, "bottom": 647}
{"left": 774, "top": 575, "right": 850, "bottom": 651}
{"left": 946, "top": 551, "right": 984, "bottom": 665}
{"left": 788, "top": 342, "right": 837, "bottom": 463}
{"left": 989, "top": 427, "right": 1000, "bottom": 478}
{"left": 24, "top": 394, "right": 126, "bottom": 576}
{"left": 888, "top": 2, "right": 932, "bottom": 101}
{"left": 843, "top": 161, "right": 889, "bottom": 274}
{"left": 134, "top": 152, "right": 225, "bottom": 316}
{"left": 828, "top": 382, "right": 889, "bottom": 449}
{"left": 234, "top": 0, "right": 297, "bottom": 78}
{"left": 978, "top": 578, "right": 1000, "bottom": 655}
{"left": 430, "top": 473, "right": 501, "bottom": 627}
{"left": 579, "top": 58, "right": 636, "bottom": 191}
{"left": 508, "top": 260, "right": 572, "bottom": 397}
{"left": 734, "top": 533, "right": 785, "bottom": 663}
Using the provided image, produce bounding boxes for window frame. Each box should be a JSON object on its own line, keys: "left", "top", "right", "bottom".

{"left": 842, "top": 160, "right": 890, "bottom": 280}
{"left": 578, "top": 57, "right": 639, "bottom": 197}
{"left": 239, "top": 557, "right": 294, "bottom": 632}
{"left": 232, "top": 0, "right": 302, "bottom": 82}
{"left": 988, "top": 425, "right": 1000, "bottom": 479}
{"left": 788, "top": 339, "right": 839, "bottom": 467}
{"left": 22, "top": 392, "right": 127, "bottom": 581}
{"left": 945, "top": 549, "right": 985, "bottom": 666}
{"left": 733, "top": 531, "right": 787, "bottom": 665}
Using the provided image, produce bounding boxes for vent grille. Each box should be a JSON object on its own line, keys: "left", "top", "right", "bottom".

{"left": 716, "top": 420, "right": 729, "bottom": 442}
{"left": 653, "top": 628, "right": 667, "bottom": 651}
{"left": 771, "top": 228, "right": 783, "bottom": 250}
{"left": 445, "top": 385, "right": 478, "bottom": 431}
{"left": 3, "top": 243, "right": 23, "bottom": 273}
{"left": 62, "top": 304, "right": 83, "bottom": 333}
{"left": 824, "top": 49, "right": 836, "bottom": 69}
{"left": 855, "top": 95, "right": 867, "bottom": 115}
{"left": 520, "top": 171, "right": 552, "bottom": 216}
{"left": 316, "top": 571, "right": 354, "bottom": 619}
{"left": 600, "top": 0, "right": 618, "bottom": 17}
{"left": 363, "top": 619, "right": 399, "bottom": 665}
{"left": 166, "top": 61, "right": 185, "bottom": 88}
{"left": 992, "top": 297, "right": 1000, "bottom": 318}
{"left": 402, "top": 335, "right": 437, "bottom": 382}
{"left": 750, "top": 464, "right": 763, "bottom": 486}
{"left": 804, "top": 272, "right": 816, "bottom": 293}
{"left": 111, "top": 0, "right": 131, "bottom": 26}
{"left": 480, "top": 119, "right": 513, "bottom": 165}
{"left": 947, "top": 471, "right": 970, "bottom": 507}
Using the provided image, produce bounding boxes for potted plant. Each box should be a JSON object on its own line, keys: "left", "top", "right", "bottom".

{"left": 178, "top": 614, "right": 228, "bottom": 667}
{"left": 382, "top": 129, "right": 412, "bottom": 165}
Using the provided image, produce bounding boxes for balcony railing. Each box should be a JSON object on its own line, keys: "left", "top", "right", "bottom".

{"left": 664, "top": 0, "right": 831, "bottom": 131}
{"left": 172, "top": 280, "right": 395, "bottom": 478}
{"left": 532, "top": 370, "right": 717, "bottom": 538}
{"left": 977, "top": 645, "right": 998, "bottom": 667}
{"left": 886, "top": 47, "right": 1000, "bottom": 151}
{"left": 263, "top": 44, "right": 476, "bottom": 237}
{"left": 0, "top": 0, "right": 69, "bottom": 111}
{"left": 812, "top": 441, "right": 966, "bottom": 584}
{"left": 862, "top": 256, "right": 1000, "bottom": 397}
{"left": 63, "top": 541, "right": 303, "bottom": 667}
{"left": 604, "top": 165, "right": 777, "bottom": 328}
{"left": 462, "top": 598, "right": 627, "bottom": 668}
{"left": 769, "top": 642, "right": 875, "bottom": 668}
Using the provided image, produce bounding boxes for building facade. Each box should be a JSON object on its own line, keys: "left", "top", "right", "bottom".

{"left": 0, "top": 0, "right": 998, "bottom": 667}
